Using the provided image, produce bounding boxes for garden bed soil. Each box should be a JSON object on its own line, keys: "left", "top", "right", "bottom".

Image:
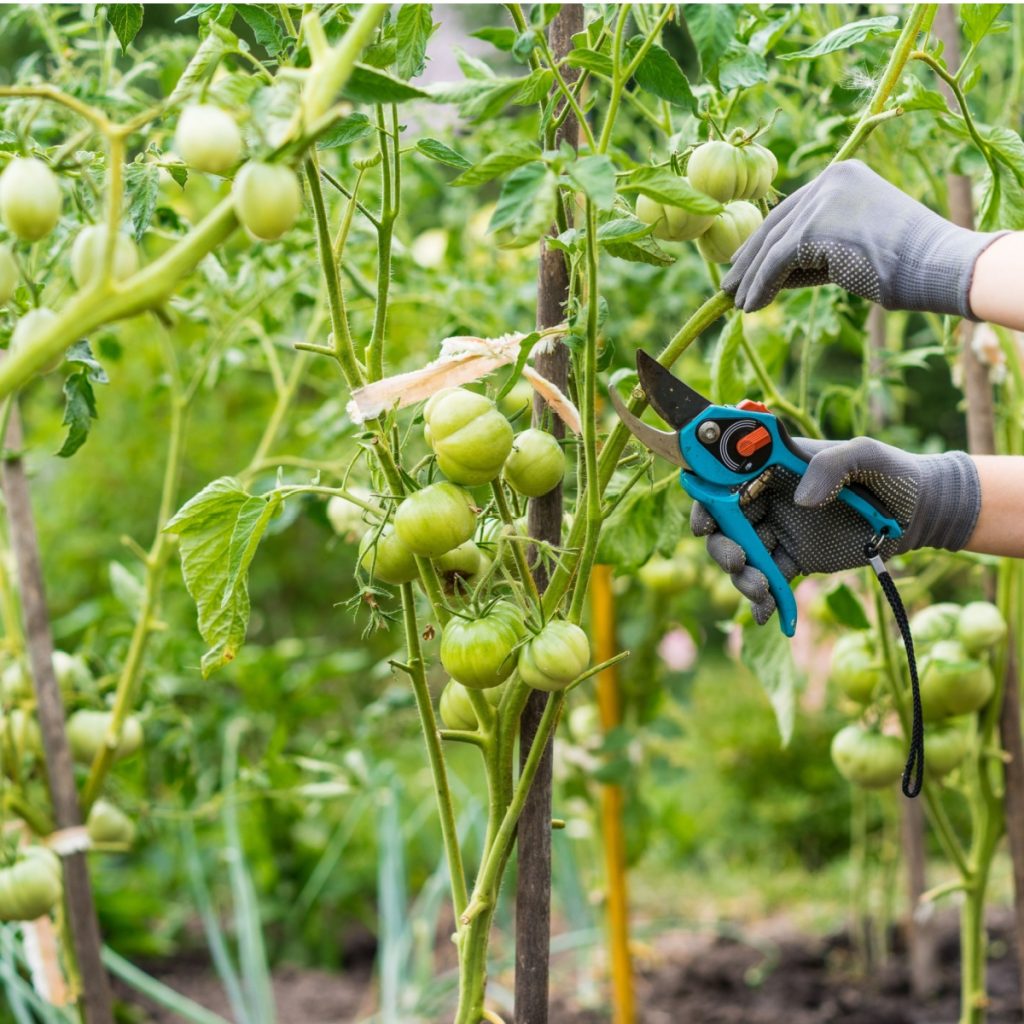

{"left": 117, "top": 911, "right": 1023, "bottom": 1023}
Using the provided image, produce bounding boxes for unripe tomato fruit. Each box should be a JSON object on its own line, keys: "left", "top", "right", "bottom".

{"left": 503, "top": 429, "right": 565, "bottom": 498}
{"left": 440, "top": 679, "right": 478, "bottom": 730}
{"left": 498, "top": 378, "right": 533, "bottom": 417}
{"left": 829, "top": 633, "right": 883, "bottom": 704}
{"left": 441, "top": 601, "right": 523, "bottom": 690}
{"left": 358, "top": 524, "right": 418, "bottom": 585}
{"left": 0, "top": 245, "right": 17, "bottom": 305}
{"left": 919, "top": 639, "right": 995, "bottom": 721}
{"left": 11, "top": 307, "right": 63, "bottom": 373}
{"left": 688, "top": 141, "right": 751, "bottom": 203}
{"left": 1, "top": 651, "right": 86, "bottom": 703}
{"left": 86, "top": 799, "right": 136, "bottom": 846}
{"left": 66, "top": 710, "right": 143, "bottom": 764}
{"left": 175, "top": 105, "right": 243, "bottom": 175}
{"left": 232, "top": 162, "right": 302, "bottom": 241}
{"left": 423, "top": 388, "right": 513, "bottom": 486}
{"left": 910, "top": 602, "right": 960, "bottom": 649}
{"left": 0, "top": 847, "right": 62, "bottom": 922}
{"left": 70, "top": 225, "right": 140, "bottom": 288}
{"left": 830, "top": 725, "right": 904, "bottom": 788}
{"left": 326, "top": 489, "right": 373, "bottom": 539}
{"left": 957, "top": 601, "right": 1007, "bottom": 655}
{"left": 394, "top": 482, "right": 476, "bottom": 558}
{"left": 435, "top": 540, "right": 487, "bottom": 579}
{"left": 635, "top": 192, "right": 714, "bottom": 242}
{"left": 0, "top": 158, "right": 61, "bottom": 241}
{"left": 638, "top": 556, "right": 695, "bottom": 595}
{"left": 697, "top": 201, "right": 763, "bottom": 263}
{"left": 740, "top": 144, "right": 778, "bottom": 201}
{"left": 519, "top": 620, "right": 590, "bottom": 692}
{"left": 0, "top": 708, "right": 42, "bottom": 775}
{"left": 925, "top": 722, "right": 969, "bottom": 777}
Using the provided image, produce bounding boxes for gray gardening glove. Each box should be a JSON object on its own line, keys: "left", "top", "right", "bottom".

{"left": 722, "top": 160, "right": 1006, "bottom": 317}
{"left": 691, "top": 437, "right": 981, "bottom": 625}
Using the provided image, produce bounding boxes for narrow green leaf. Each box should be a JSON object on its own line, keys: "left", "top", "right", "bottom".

{"left": 779, "top": 16, "right": 899, "bottom": 61}
{"left": 496, "top": 332, "right": 542, "bottom": 400}
{"left": 317, "top": 113, "right": 374, "bottom": 149}
{"left": 741, "top": 620, "right": 802, "bottom": 746}
{"left": 65, "top": 339, "right": 108, "bottom": 384}
{"left": 236, "top": 5, "right": 285, "bottom": 56}
{"left": 56, "top": 372, "right": 98, "bottom": 459}
{"left": 489, "top": 163, "right": 557, "bottom": 244}
{"left": 107, "top": 3, "right": 144, "bottom": 54}
{"left": 514, "top": 67, "right": 553, "bottom": 105}
{"left": 416, "top": 138, "right": 470, "bottom": 169}
{"left": 565, "top": 48, "right": 614, "bottom": 78}
{"left": 962, "top": 4, "right": 1005, "bottom": 45}
{"left": 450, "top": 141, "right": 541, "bottom": 187}
{"left": 626, "top": 39, "right": 696, "bottom": 111}
{"left": 343, "top": 65, "right": 429, "bottom": 104}
{"left": 567, "top": 154, "right": 616, "bottom": 210}
{"left": 619, "top": 166, "right": 722, "bottom": 213}
{"left": 596, "top": 216, "right": 653, "bottom": 243}
{"left": 125, "top": 162, "right": 159, "bottom": 241}
{"left": 471, "top": 26, "right": 517, "bottom": 51}
{"left": 601, "top": 234, "right": 675, "bottom": 267}
{"left": 396, "top": 4, "right": 434, "bottom": 80}
{"left": 825, "top": 583, "right": 872, "bottom": 630}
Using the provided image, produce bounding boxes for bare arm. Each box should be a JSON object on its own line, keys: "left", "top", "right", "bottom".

{"left": 969, "top": 233, "right": 1024, "bottom": 330}
{"left": 964, "top": 455, "right": 1024, "bottom": 556}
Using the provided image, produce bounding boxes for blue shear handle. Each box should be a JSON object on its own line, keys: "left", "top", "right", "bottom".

{"left": 680, "top": 473, "right": 799, "bottom": 637}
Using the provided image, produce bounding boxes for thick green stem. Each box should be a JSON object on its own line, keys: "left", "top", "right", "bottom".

{"left": 960, "top": 871, "right": 989, "bottom": 1024}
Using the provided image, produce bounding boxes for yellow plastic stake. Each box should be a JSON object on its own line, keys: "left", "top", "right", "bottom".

{"left": 590, "top": 564, "right": 636, "bottom": 1024}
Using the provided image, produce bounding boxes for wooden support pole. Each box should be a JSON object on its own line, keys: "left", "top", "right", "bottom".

{"left": 1, "top": 403, "right": 113, "bottom": 1024}
{"left": 516, "top": 6, "right": 582, "bottom": 1022}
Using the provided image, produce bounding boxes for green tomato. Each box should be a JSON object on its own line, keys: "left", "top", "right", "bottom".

{"left": 919, "top": 639, "right": 995, "bottom": 720}
{"left": 423, "top": 388, "right": 513, "bottom": 486}
{"left": 175, "top": 105, "right": 243, "bottom": 175}
{"left": 0, "top": 245, "right": 17, "bottom": 305}
{"left": 0, "top": 847, "right": 62, "bottom": 922}
{"left": 519, "top": 620, "right": 590, "bottom": 692}
{"left": 638, "top": 556, "right": 694, "bottom": 595}
{"left": 830, "top": 725, "right": 905, "bottom": 788}
{"left": 503, "top": 429, "right": 565, "bottom": 498}
{"left": 11, "top": 307, "right": 63, "bottom": 373}
{"left": 697, "top": 201, "right": 763, "bottom": 264}
{"left": 956, "top": 601, "right": 1007, "bottom": 655}
{"left": 440, "top": 603, "right": 524, "bottom": 690}
{"left": 1, "top": 651, "right": 87, "bottom": 703}
{"left": 435, "top": 540, "right": 487, "bottom": 579}
{"left": 394, "top": 482, "right": 476, "bottom": 558}
{"left": 326, "top": 488, "right": 373, "bottom": 539}
{"left": 498, "top": 378, "right": 534, "bottom": 417}
{"left": 925, "top": 722, "right": 969, "bottom": 777}
{"left": 635, "top": 192, "right": 715, "bottom": 242}
{"left": 86, "top": 799, "right": 136, "bottom": 846}
{"left": 829, "top": 633, "right": 883, "bottom": 705}
{"left": 66, "top": 710, "right": 143, "bottom": 764}
{"left": 0, "top": 708, "right": 42, "bottom": 775}
{"left": 688, "top": 141, "right": 751, "bottom": 203}
{"left": 70, "top": 225, "right": 140, "bottom": 288}
{"left": 232, "top": 162, "right": 302, "bottom": 241}
{"left": 0, "top": 157, "right": 62, "bottom": 241}
{"left": 358, "top": 524, "right": 419, "bottom": 585}
{"left": 740, "top": 143, "right": 778, "bottom": 201}
{"left": 439, "top": 679, "right": 477, "bottom": 730}
{"left": 909, "top": 602, "right": 961, "bottom": 649}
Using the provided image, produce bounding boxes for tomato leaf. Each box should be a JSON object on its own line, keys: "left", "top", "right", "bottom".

{"left": 343, "top": 65, "right": 429, "bottom": 104}
{"left": 682, "top": 4, "right": 737, "bottom": 77}
{"left": 740, "top": 620, "right": 802, "bottom": 747}
{"left": 618, "top": 167, "right": 722, "bottom": 214}
{"left": 166, "top": 478, "right": 280, "bottom": 677}
{"left": 779, "top": 16, "right": 899, "bottom": 61}
{"left": 317, "top": 113, "right": 374, "bottom": 149}
{"left": 488, "top": 162, "right": 558, "bottom": 243}
{"left": 496, "top": 332, "right": 542, "bottom": 401}
{"left": 236, "top": 5, "right": 285, "bottom": 57}
{"left": 601, "top": 233, "right": 675, "bottom": 267}
{"left": 825, "top": 583, "right": 872, "bottom": 630}
{"left": 125, "top": 162, "right": 159, "bottom": 242}
{"left": 710, "top": 313, "right": 747, "bottom": 404}
{"left": 962, "top": 4, "right": 1006, "bottom": 45}
{"left": 626, "top": 39, "right": 696, "bottom": 112}
{"left": 566, "top": 48, "right": 614, "bottom": 78}
{"left": 450, "top": 141, "right": 541, "bottom": 187}
{"left": 567, "top": 155, "right": 616, "bottom": 210}
{"left": 597, "top": 485, "right": 679, "bottom": 574}
{"left": 416, "top": 138, "right": 471, "bottom": 169}
{"left": 717, "top": 43, "right": 769, "bottom": 91}
{"left": 107, "top": 3, "right": 144, "bottom": 54}
{"left": 471, "top": 26, "right": 517, "bottom": 52}
{"left": 56, "top": 372, "right": 98, "bottom": 459}
{"left": 396, "top": 4, "right": 434, "bottom": 80}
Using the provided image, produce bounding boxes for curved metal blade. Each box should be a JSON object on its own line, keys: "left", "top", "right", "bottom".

{"left": 637, "top": 350, "right": 710, "bottom": 429}
{"left": 608, "top": 385, "right": 688, "bottom": 468}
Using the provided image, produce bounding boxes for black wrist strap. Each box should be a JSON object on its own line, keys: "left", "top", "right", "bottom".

{"left": 867, "top": 546, "right": 924, "bottom": 798}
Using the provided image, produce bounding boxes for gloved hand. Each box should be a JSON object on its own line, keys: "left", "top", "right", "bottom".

{"left": 691, "top": 436, "right": 981, "bottom": 625}
{"left": 722, "top": 160, "right": 1007, "bottom": 317}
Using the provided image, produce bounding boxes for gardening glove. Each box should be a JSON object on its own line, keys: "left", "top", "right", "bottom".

{"left": 690, "top": 436, "right": 981, "bottom": 625}
{"left": 722, "top": 160, "right": 1007, "bottom": 317}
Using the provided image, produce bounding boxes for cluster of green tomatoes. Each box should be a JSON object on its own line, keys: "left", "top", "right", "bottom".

{"left": 0, "top": 651, "right": 139, "bottom": 922}
{"left": 351, "top": 386, "right": 591, "bottom": 731}
{"left": 828, "top": 600, "right": 1007, "bottom": 790}
{"left": 0, "top": 104, "right": 302, "bottom": 372}
{"left": 635, "top": 131, "right": 777, "bottom": 263}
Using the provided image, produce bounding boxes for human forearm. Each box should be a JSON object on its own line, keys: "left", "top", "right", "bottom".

{"left": 964, "top": 455, "right": 1024, "bottom": 556}
{"left": 968, "top": 232, "right": 1024, "bottom": 330}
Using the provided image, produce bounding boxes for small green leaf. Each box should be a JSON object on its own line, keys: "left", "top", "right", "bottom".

{"left": 56, "top": 372, "right": 98, "bottom": 459}
{"left": 343, "top": 65, "right": 429, "bottom": 104}
{"left": 741, "top": 620, "right": 803, "bottom": 746}
{"left": 597, "top": 486, "right": 674, "bottom": 574}
{"left": 471, "top": 26, "right": 517, "bottom": 51}
{"left": 565, "top": 48, "right": 614, "bottom": 78}
{"left": 825, "top": 583, "right": 872, "bottom": 630}
{"left": 107, "top": 3, "right": 144, "bottom": 54}
{"left": 717, "top": 42, "right": 769, "bottom": 91}
{"left": 489, "top": 163, "right": 558, "bottom": 244}
{"left": 962, "top": 4, "right": 1005, "bottom": 45}
{"left": 596, "top": 216, "right": 653, "bottom": 243}
{"left": 450, "top": 141, "right": 541, "bottom": 187}
{"left": 396, "top": 4, "right": 434, "bottom": 80}
{"left": 65, "top": 340, "right": 108, "bottom": 384}
{"left": 779, "top": 16, "right": 898, "bottom": 61}
{"left": 317, "top": 113, "right": 374, "bottom": 149}
{"left": 619, "top": 166, "right": 722, "bottom": 213}
{"left": 682, "top": 4, "right": 737, "bottom": 76}
{"left": 626, "top": 39, "right": 696, "bottom": 111}
{"left": 601, "top": 233, "right": 675, "bottom": 267}
{"left": 496, "top": 332, "right": 542, "bottom": 401}
{"left": 236, "top": 4, "right": 285, "bottom": 56}
{"left": 416, "top": 138, "right": 470, "bottom": 169}
{"left": 125, "top": 162, "right": 159, "bottom": 242}
{"left": 513, "top": 67, "right": 554, "bottom": 105}
{"left": 567, "top": 154, "right": 616, "bottom": 210}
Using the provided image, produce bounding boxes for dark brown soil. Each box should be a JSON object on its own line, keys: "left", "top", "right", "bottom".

{"left": 115, "top": 912, "right": 1024, "bottom": 1023}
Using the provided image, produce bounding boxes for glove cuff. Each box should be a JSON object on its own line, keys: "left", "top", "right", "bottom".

{"left": 910, "top": 451, "right": 982, "bottom": 552}
{"left": 892, "top": 218, "right": 1009, "bottom": 318}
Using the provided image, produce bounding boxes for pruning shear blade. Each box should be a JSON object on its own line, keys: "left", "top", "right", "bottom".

{"left": 608, "top": 385, "right": 688, "bottom": 468}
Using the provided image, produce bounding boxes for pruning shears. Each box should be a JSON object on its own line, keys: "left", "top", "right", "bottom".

{"left": 610, "top": 351, "right": 903, "bottom": 637}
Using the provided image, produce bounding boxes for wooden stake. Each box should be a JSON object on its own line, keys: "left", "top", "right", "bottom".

{"left": 1, "top": 403, "right": 113, "bottom": 1024}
